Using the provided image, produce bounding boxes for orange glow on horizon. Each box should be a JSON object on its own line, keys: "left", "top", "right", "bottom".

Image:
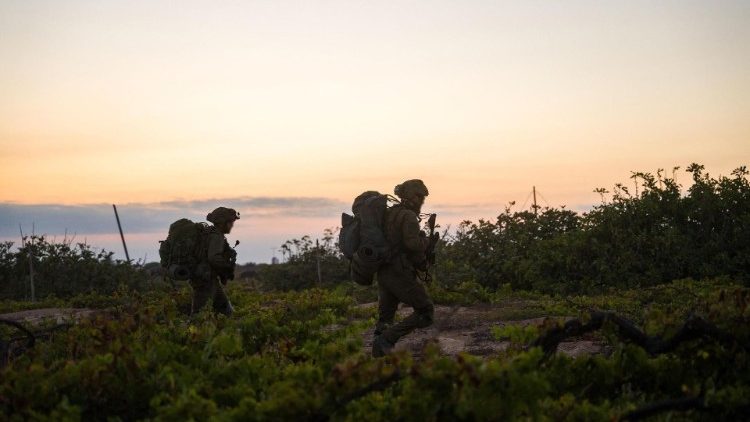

{"left": 1, "top": 1, "right": 748, "bottom": 212}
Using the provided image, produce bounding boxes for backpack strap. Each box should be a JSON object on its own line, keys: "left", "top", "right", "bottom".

{"left": 197, "top": 223, "right": 215, "bottom": 261}
{"left": 384, "top": 205, "right": 411, "bottom": 262}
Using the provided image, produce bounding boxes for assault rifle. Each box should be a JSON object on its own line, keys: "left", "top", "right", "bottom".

{"left": 220, "top": 240, "right": 240, "bottom": 284}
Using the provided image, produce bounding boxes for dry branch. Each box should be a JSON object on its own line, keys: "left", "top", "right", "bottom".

{"left": 0, "top": 319, "right": 72, "bottom": 367}
{"left": 531, "top": 311, "right": 742, "bottom": 356}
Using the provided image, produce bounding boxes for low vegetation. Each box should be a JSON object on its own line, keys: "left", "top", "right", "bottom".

{"left": 1, "top": 280, "right": 748, "bottom": 420}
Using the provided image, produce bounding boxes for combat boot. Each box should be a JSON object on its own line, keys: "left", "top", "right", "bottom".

{"left": 372, "top": 335, "right": 395, "bottom": 357}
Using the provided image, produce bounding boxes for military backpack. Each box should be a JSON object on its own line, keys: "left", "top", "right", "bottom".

{"left": 339, "top": 191, "right": 392, "bottom": 285}
{"left": 159, "top": 219, "right": 211, "bottom": 280}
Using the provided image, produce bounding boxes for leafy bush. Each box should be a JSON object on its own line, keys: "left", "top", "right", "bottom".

{"left": 0, "top": 236, "right": 155, "bottom": 300}
{"left": 437, "top": 164, "right": 750, "bottom": 293}
{"left": 254, "top": 229, "right": 350, "bottom": 291}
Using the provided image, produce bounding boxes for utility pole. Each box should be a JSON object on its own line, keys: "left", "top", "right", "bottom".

{"left": 112, "top": 204, "right": 131, "bottom": 262}
{"left": 533, "top": 186, "right": 538, "bottom": 215}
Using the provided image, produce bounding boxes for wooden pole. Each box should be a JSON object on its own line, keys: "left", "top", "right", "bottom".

{"left": 112, "top": 204, "right": 131, "bottom": 262}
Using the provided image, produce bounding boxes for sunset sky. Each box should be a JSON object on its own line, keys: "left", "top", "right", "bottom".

{"left": 1, "top": 0, "right": 749, "bottom": 262}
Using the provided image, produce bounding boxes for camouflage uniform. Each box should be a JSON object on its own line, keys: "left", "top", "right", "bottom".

{"left": 191, "top": 207, "right": 239, "bottom": 316}
{"left": 374, "top": 180, "right": 434, "bottom": 354}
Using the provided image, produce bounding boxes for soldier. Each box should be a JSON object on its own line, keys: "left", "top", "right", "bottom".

{"left": 191, "top": 207, "right": 240, "bottom": 316}
{"left": 372, "top": 179, "right": 435, "bottom": 357}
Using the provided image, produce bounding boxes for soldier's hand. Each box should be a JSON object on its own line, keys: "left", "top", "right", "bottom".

{"left": 219, "top": 268, "right": 233, "bottom": 282}
{"left": 416, "top": 268, "right": 432, "bottom": 284}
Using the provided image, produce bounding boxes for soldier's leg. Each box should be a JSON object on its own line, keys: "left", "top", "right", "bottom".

{"left": 190, "top": 278, "right": 216, "bottom": 315}
{"left": 212, "top": 280, "right": 233, "bottom": 316}
{"left": 380, "top": 271, "right": 434, "bottom": 345}
{"left": 375, "top": 280, "right": 399, "bottom": 336}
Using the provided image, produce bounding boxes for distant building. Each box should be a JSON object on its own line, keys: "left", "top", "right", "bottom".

{"left": 271, "top": 256, "right": 279, "bottom": 265}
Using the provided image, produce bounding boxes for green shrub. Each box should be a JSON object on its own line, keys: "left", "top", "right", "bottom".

{"left": 0, "top": 236, "right": 152, "bottom": 300}
{"left": 437, "top": 164, "right": 750, "bottom": 293}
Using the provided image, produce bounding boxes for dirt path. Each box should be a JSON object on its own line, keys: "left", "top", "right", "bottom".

{"left": 0, "top": 308, "right": 96, "bottom": 325}
{"left": 360, "top": 303, "right": 603, "bottom": 358}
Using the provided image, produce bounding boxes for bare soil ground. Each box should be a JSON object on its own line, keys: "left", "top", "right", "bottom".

{"left": 359, "top": 303, "right": 604, "bottom": 358}
{"left": 0, "top": 308, "right": 96, "bottom": 325}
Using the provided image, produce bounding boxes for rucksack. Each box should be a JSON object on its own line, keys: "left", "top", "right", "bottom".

{"left": 339, "top": 191, "right": 391, "bottom": 285}
{"left": 159, "top": 219, "right": 210, "bottom": 280}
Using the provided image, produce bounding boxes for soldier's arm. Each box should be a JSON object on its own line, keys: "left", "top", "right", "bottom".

{"left": 400, "top": 210, "right": 429, "bottom": 254}
{"left": 206, "top": 233, "right": 233, "bottom": 271}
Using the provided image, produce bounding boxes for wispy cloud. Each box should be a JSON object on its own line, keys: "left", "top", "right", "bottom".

{"left": 155, "top": 197, "right": 346, "bottom": 217}
{"left": 0, "top": 196, "right": 347, "bottom": 237}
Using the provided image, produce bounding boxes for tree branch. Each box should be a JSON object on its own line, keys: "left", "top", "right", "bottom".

{"left": 531, "top": 311, "right": 743, "bottom": 356}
